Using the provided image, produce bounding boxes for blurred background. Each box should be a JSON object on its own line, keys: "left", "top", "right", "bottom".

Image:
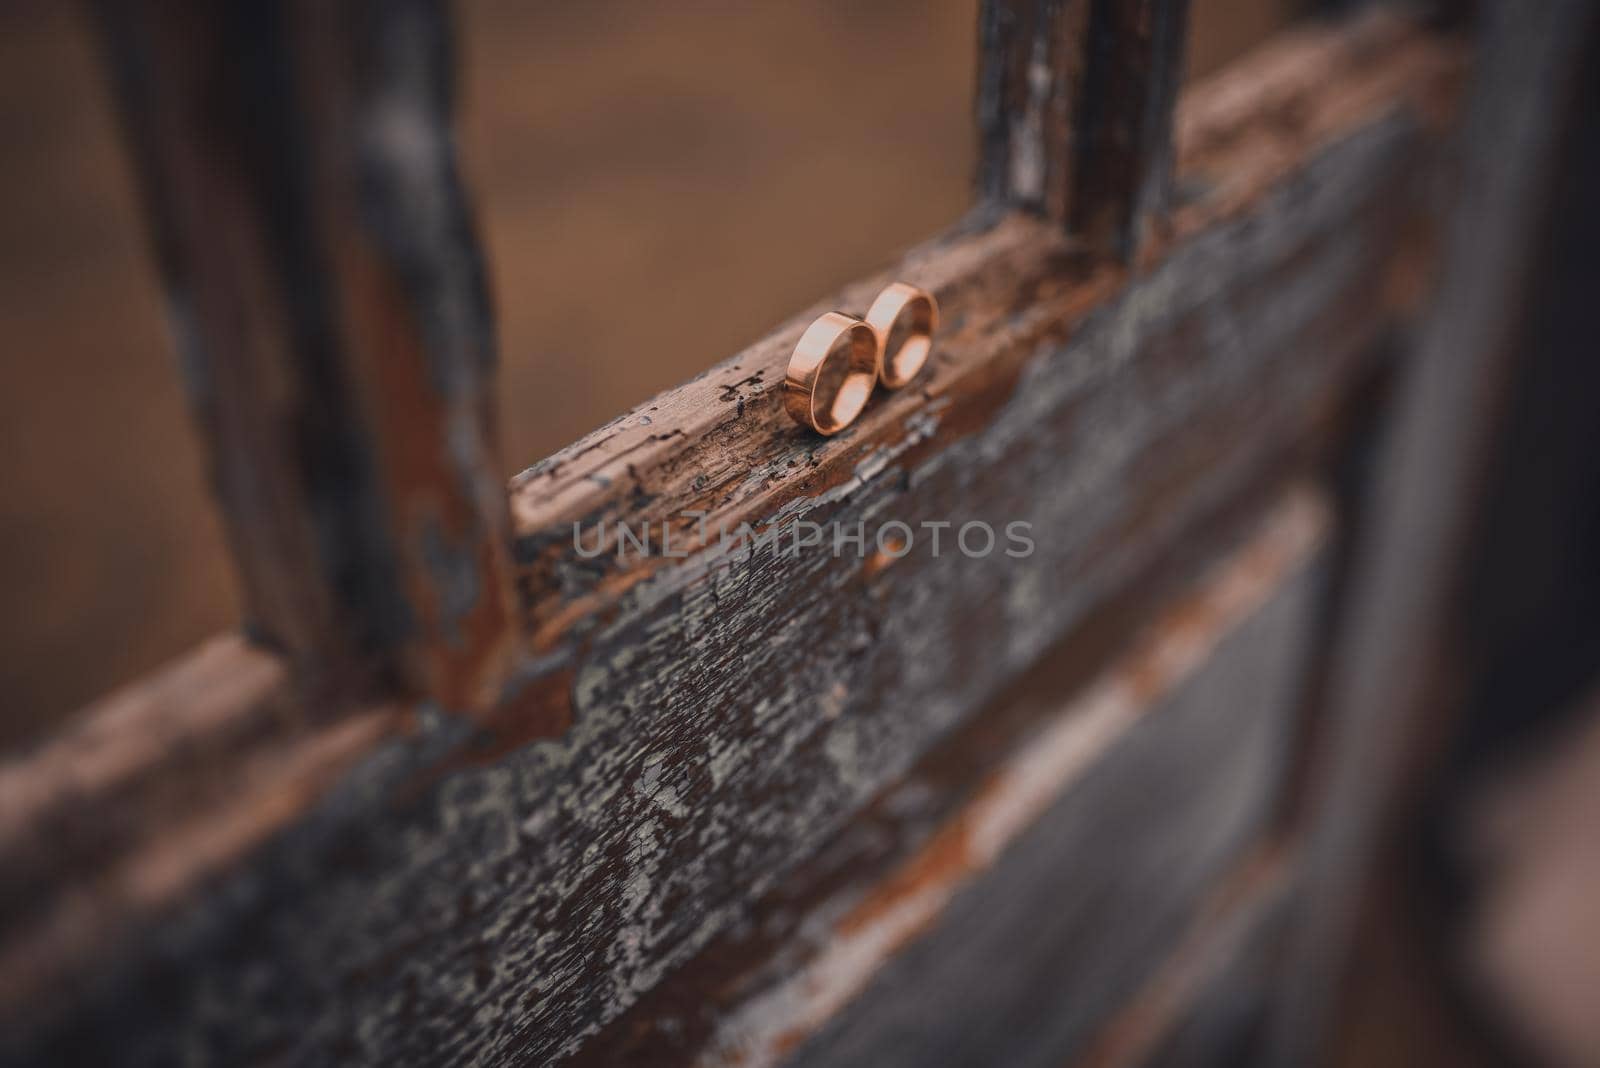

{"left": 0, "top": 0, "right": 1286, "bottom": 751}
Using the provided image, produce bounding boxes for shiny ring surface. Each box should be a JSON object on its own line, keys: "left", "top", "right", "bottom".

{"left": 784, "top": 312, "right": 879, "bottom": 436}
{"left": 864, "top": 282, "right": 938, "bottom": 389}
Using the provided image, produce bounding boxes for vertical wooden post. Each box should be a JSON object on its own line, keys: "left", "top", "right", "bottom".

{"left": 976, "top": 0, "right": 1191, "bottom": 262}
{"left": 976, "top": 0, "right": 1089, "bottom": 226}
{"left": 1071, "top": 0, "right": 1192, "bottom": 261}
{"left": 96, "top": 0, "right": 517, "bottom": 713}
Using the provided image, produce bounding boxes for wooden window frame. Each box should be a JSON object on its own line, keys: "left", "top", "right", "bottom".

{"left": 2, "top": 0, "right": 1594, "bottom": 1063}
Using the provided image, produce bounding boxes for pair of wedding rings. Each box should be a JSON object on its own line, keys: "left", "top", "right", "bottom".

{"left": 782, "top": 282, "right": 939, "bottom": 436}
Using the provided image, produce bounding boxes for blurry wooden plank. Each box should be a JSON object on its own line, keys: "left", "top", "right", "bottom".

{"left": 0, "top": 637, "right": 398, "bottom": 1030}
{"left": 1267, "top": 0, "right": 1600, "bottom": 1061}
{"left": 1418, "top": 0, "right": 1600, "bottom": 821}
{"left": 1433, "top": 34, "right": 1600, "bottom": 1063}
{"left": 95, "top": 0, "right": 517, "bottom": 713}
{"left": 778, "top": 496, "right": 1323, "bottom": 1068}
{"left": 0, "top": 15, "right": 1464, "bottom": 1064}
{"left": 976, "top": 0, "right": 1192, "bottom": 261}
{"left": 1345, "top": 57, "right": 1600, "bottom": 1059}
{"left": 1076, "top": 844, "right": 1294, "bottom": 1068}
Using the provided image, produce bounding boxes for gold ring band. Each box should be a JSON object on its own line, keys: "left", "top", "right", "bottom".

{"left": 784, "top": 312, "right": 878, "bottom": 435}
{"left": 864, "top": 282, "right": 938, "bottom": 389}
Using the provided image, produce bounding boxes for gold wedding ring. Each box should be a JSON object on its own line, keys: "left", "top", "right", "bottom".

{"left": 784, "top": 311, "right": 878, "bottom": 435}
{"left": 864, "top": 282, "right": 938, "bottom": 389}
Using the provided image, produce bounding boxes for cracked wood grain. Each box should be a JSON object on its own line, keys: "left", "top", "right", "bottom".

{"left": 583, "top": 491, "right": 1325, "bottom": 1068}
{"left": 780, "top": 494, "right": 1325, "bottom": 1068}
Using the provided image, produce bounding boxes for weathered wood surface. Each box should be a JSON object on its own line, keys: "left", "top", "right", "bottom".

{"left": 0, "top": 13, "right": 1463, "bottom": 1065}
{"left": 566, "top": 480, "right": 1333, "bottom": 1067}
{"left": 779, "top": 494, "right": 1325, "bottom": 1068}
{"left": 1266, "top": 0, "right": 1600, "bottom": 1060}
{"left": 96, "top": 0, "right": 518, "bottom": 713}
